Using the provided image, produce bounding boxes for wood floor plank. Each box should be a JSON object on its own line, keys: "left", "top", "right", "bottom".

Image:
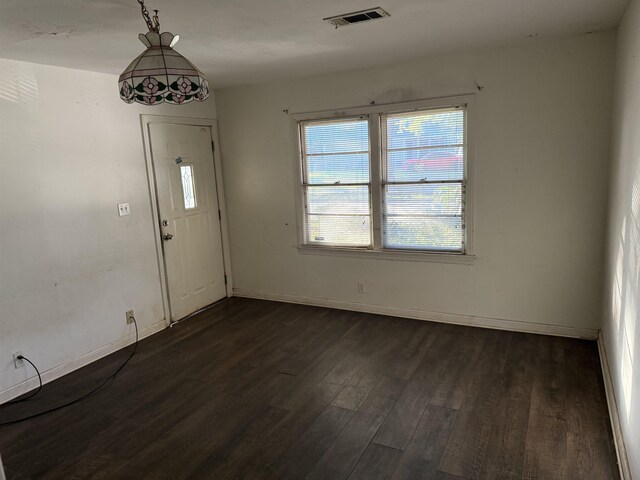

{"left": 323, "top": 318, "right": 398, "bottom": 386}
{"left": 522, "top": 335, "right": 567, "bottom": 480}
{"left": 372, "top": 324, "right": 458, "bottom": 450}
{"left": 306, "top": 376, "right": 407, "bottom": 480}
{"left": 479, "top": 333, "right": 536, "bottom": 480}
{"left": 276, "top": 405, "right": 355, "bottom": 479}
{"left": 331, "top": 373, "right": 382, "bottom": 411}
{"left": 331, "top": 320, "right": 422, "bottom": 411}
{"left": 438, "top": 329, "right": 513, "bottom": 478}
{"left": 429, "top": 327, "right": 486, "bottom": 409}
{"left": 269, "top": 336, "right": 360, "bottom": 411}
{"left": 0, "top": 299, "right": 619, "bottom": 480}
{"left": 348, "top": 443, "right": 404, "bottom": 480}
{"left": 276, "top": 310, "right": 357, "bottom": 377}
{"left": 561, "top": 340, "right": 619, "bottom": 480}
{"left": 382, "top": 322, "right": 435, "bottom": 380}
{"left": 245, "top": 381, "right": 346, "bottom": 479}
{"left": 434, "top": 471, "right": 465, "bottom": 480}
{"left": 185, "top": 406, "right": 290, "bottom": 479}
{"left": 563, "top": 432, "right": 620, "bottom": 480}
{"left": 125, "top": 394, "right": 264, "bottom": 480}
{"left": 390, "top": 404, "right": 457, "bottom": 480}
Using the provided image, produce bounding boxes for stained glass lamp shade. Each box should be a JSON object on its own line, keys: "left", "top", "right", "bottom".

{"left": 119, "top": 31, "right": 209, "bottom": 105}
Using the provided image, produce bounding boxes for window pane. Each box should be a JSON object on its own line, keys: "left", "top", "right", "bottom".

{"left": 306, "top": 153, "right": 370, "bottom": 184}
{"left": 386, "top": 147, "right": 463, "bottom": 182}
{"left": 386, "top": 109, "right": 464, "bottom": 149}
{"left": 385, "top": 216, "right": 463, "bottom": 251}
{"left": 307, "top": 186, "right": 370, "bottom": 215}
{"left": 301, "top": 117, "right": 371, "bottom": 247}
{"left": 307, "top": 214, "right": 371, "bottom": 246}
{"left": 180, "top": 165, "right": 196, "bottom": 209}
{"left": 384, "top": 107, "right": 466, "bottom": 252}
{"left": 304, "top": 119, "right": 369, "bottom": 155}
{"left": 385, "top": 184, "right": 462, "bottom": 216}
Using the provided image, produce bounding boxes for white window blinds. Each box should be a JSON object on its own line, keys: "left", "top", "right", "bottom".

{"left": 300, "top": 118, "right": 372, "bottom": 247}
{"left": 382, "top": 108, "right": 466, "bottom": 251}
{"left": 297, "top": 99, "right": 470, "bottom": 255}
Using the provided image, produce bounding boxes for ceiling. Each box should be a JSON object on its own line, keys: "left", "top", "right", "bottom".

{"left": 0, "top": 0, "right": 629, "bottom": 88}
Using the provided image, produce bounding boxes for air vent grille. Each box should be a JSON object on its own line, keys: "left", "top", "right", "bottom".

{"left": 324, "top": 7, "right": 390, "bottom": 28}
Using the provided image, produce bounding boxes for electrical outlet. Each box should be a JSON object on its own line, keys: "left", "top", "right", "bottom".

{"left": 357, "top": 282, "right": 366, "bottom": 294}
{"left": 125, "top": 310, "right": 135, "bottom": 324}
{"left": 13, "top": 352, "right": 24, "bottom": 369}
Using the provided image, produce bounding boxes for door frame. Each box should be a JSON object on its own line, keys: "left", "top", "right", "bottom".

{"left": 140, "top": 114, "right": 233, "bottom": 326}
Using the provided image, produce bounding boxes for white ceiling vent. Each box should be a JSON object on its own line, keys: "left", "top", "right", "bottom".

{"left": 323, "top": 7, "right": 390, "bottom": 28}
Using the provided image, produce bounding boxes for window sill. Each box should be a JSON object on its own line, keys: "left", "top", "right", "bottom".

{"left": 296, "top": 245, "right": 476, "bottom": 264}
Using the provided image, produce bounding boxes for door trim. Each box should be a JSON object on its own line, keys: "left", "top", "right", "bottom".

{"left": 140, "top": 114, "right": 233, "bottom": 326}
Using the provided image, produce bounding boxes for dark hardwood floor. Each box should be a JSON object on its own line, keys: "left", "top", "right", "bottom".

{"left": 0, "top": 298, "right": 619, "bottom": 479}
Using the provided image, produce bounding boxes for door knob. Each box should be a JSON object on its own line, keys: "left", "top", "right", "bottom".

{"left": 163, "top": 233, "right": 174, "bottom": 241}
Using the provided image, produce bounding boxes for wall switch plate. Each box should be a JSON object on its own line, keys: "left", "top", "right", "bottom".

{"left": 118, "top": 203, "right": 131, "bottom": 216}
{"left": 13, "top": 352, "right": 24, "bottom": 369}
{"left": 125, "top": 310, "right": 135, "bottom": 324}
{"left": 357, "top": 282, "right": 366, "bottom": 294}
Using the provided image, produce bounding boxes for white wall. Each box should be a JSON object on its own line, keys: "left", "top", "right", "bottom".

{"left": 0, "top": 59, "right": 216, "bottom": 400}
{"left": 216, "top": 32, "right": 616, "bottom": 337}
{"left": 603, "top": 0, "right": 640, "bottom": 476}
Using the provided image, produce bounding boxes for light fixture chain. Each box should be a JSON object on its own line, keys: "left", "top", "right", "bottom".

{"left": 137, "top": 0, "right": 159, "bottom": 33}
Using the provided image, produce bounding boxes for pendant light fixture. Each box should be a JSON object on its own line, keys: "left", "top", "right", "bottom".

{"left": 119, "top": 0, "right": 209, "bottom": 105}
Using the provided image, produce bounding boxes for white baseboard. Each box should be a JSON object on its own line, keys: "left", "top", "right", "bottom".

{"left": 0, "top": 320, "right": 167, "bottom": 405}
{"left": 598, "top": 332, "right": 632, "bottom": 480}
{"left": 233, "top": 288, "right": 598, "bottom": 339}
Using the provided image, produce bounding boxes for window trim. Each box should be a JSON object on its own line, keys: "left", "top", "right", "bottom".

{"left": 291, "top": 94, "right": 476, "bottom": 261}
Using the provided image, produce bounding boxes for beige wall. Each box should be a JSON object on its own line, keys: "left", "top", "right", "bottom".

{"left": 0, "top": 59, "right": 216, "bottom": 399}
{"left": 216, "top": 32, "right": 616, "bottom": 336}
{"left": 603, "top": 0, "right": 640, "bottom": 476}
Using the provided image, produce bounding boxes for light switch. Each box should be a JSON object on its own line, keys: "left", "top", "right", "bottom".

{"left": 118, "top": 203, "right": 131, "bottom": 216}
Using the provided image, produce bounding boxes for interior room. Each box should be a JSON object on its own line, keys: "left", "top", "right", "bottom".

{"left": 0, "top": 0, "right": 638, "bottom": 478}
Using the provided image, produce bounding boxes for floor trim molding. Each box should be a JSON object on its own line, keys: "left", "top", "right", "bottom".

{"left": 0, "top": 320, "right": 167, "bottom": 405}
{"left": 597, "top": 331, "right": 632, "bottom": 480}
{"left": 233, "top": 288, "right": 598, "bottom": 339}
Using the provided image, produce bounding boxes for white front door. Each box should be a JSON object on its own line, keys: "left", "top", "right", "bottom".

{"left": 149, "top": 123, "right": 227, "bottom": 322}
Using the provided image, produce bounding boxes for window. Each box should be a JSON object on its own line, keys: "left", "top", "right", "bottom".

{"left": 300, "top": 118, "right": 371, "bottom": 247}
{"left": 382, "top": 109, "right": 465, "bottom": 251}
{"left": 296, "top": 96, "right": 472, "bottom": 257}
{"left": 180, "top": 165, "right": 197, "bottom": 209}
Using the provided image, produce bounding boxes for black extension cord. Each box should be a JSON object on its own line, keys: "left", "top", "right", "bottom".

{"left": 4, "top": 356, "right": 42, "bottom": 405}
{"left": 0, "top": 316, "right": 139, "bottom": 427}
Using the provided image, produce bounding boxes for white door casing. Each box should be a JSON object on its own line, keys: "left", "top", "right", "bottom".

{"left": 145, "top": 119, "right": 229, "bottom": 322}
